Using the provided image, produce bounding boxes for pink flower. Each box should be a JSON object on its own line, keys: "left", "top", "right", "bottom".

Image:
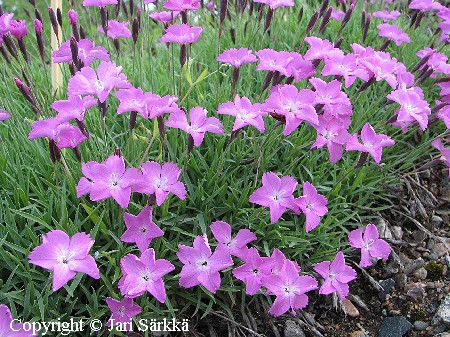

{"left": 83, "top": 0, "right": 118, "bottom": 7}
{"left": 0, "top": 109, "right": 11, "bottom": 121}
{"left": 372, "top": 10, "right": 401, "bottom": 21}
{"left": 348, "top": 224, "right": 391, "bottom": 267}
{"left": 106, "top": 297, "right": 141, "bottom": 328}
{"left": 304, "top": 37, "right": 344, "bottom": 61}
{"left": 159, "top": 24, "right": 203, "bottom": 44}
{"left": 134, "top": 161, "right": 186, "bottom": 206}
{"left": 309, "top": 78, "right": 351, "bottom": 114}
{"left": 345, "top": 123, "right": 395, "bottom": 164}
{"left": 313, "top": 252, "right": 356, "bottom": 300}
{"left": 28, "top": 117, "right": 62, "bottom": 141}
{"left": 263, "top": 260, "right": 317, "bottom": 316}
{"left": 217, "top": 48, "right": 257, "bottom": 68}
{"left": 284, "top": 52, "right": 316, "bottom": 81}
{"left": 217, "top": 95, "right": 266, "bottom": 133}
{"left": 177, "top": 235, "right": 233, "bottom": 294}
{"left": 68, "top": 61, "right": 131, "bottom": 103}
{"left": 120, "top": 206, "right": 164, "bottom": 253}
{"left": 52, "top": 95, "right": 97, "bottom": 122}
{"left": 52, "top": 38, "right": 110, "bottom": 67}
{"left": 119, "top": 248, "right": 175, "bottom": 301}
{"left": 386, "top": 87, "right": 431, "bottom": 131}
{"left": 295, "top": 182, "right": 328, "bottom": 232}
{"left": 146, "top": 94, "right": 182, "bottom": 119}
{"left": 166, "top": 106, "right": 224, "bottom": 147}
{"left": 437, "top": 104, "right": 450, "bottom": 128}
{"left": 28, "top": 230, "right": 100, "bottom": 291}
{"left": 321, "top": 54, "right": 370, "bottom": 88}
{"left": 232, "top": 247, "right": 268, "bottom": 295}
{"left": 0, "top": 13, "right": 14, "bottom": 36}
{"left": 377, "top": 23, "right": 410, "bottom": 46}
{"left": 76, "top": 153, "right": 142, "bottom": 208}
{"left": 55, "top": 124, "right": 88, "bottom": 149}
{"left": 210, "top": 221, "right": 257, "bottom": 258}
{"left": 115, "top": 87, "right": 148, "bottom": 116}
{"left": 249, "top": 172, "right": 299, "bottom": 223}
{"left": 256, "top": 49, "right": 292, "bottom": 75}
{"left": 252, "top": 0, "right": 294, "bottom": 9}
{"left": 9, "top": 20, "right": 27, "bottom": 39}
{"left": 312, "top": 114, "right": 351, "bottom": 164}
{"left": 409, "top": 0, "right": 445, "bottom": 12}
{"left": 0, "top": 304, "right": 36, "bottom": 336}
{"left": 359, "top": 53, "right": 399, "bottom": 89}
{"left": 265, "top": 84, "right": 318, "bottom": 135}
{"left": 261, "top": 248, "right": 300, "bottom": 278}
{"left": 98, "top": 20, "right": 132, "bottom": 39}
{"left": 432, "top": 138, "right": 450, "bottom": 177}
{"left": 149, "top": 11, "right": 181, "bottom": 24}
{"left": 330, "top": 8, "right": 345, "bottom": 21}
{"left": 163, "top": 0, "right": 201, "bottom": 11}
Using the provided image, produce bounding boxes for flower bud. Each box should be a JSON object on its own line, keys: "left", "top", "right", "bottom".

{"left": 132, "top": 17, "right": 139, "bottom": 44}
{"left": 56, "top": 8, "right": 63, "bottom": 28}
{"left": 48, "top": 7, "right": 59, "bottom": 41}
{"left": 34, "top": 19, "right": 43, "bottom": 34}
{"left": 305, "top": 10, "right": 319, "bottom": 35}
{"left": 68, "top": 9, "right": 78, "bottom": 25}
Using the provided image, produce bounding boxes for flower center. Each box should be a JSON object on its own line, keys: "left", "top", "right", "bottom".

{"left": 270, "top": 190, "right": 285, "bottom": 202}
{"left": 155, "top": 177, "right": 168, "bottom": 189}
{"left": 94, "top": 80, "right": 104, "bottom": 91}
{"left": 109, "top": 173, "right": 120, "bottom": 188}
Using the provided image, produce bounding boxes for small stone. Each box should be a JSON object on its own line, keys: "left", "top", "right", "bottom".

{"left": 405, "top": 283, "right": 426, "bottom": 300}
{"left": 343, "top": 299, "right": 360, "bottom": 318}
{"left": 392, "top": 226, "right": 403, "bottom": 240}
{"left": 378, "top": 278, "right": 396, "bottom": 301}
{"left": 433, "top": 294, "right": 450, "bottom": 326}
{"left": 413, "top": 320, "right": 429, "bottom": 331}
{"left": 284, "top": 320, "right": 306, "bottom": 337}
{"left": 432, "top": 243, "right": 448, "bottom": 258}
{"left": 350, "top": 331, "right": 369, "bottom": 337}
{"left": 393, "top": 273, "right": 407, "bottom": 288}
{"left": 378, "top": 316, "right": 413, "bottom": 337}
{"left": 389, "top": 310, "right": 401, "bottom": 315}
{"left": 413, "top": 267, "right": 428, "bottom": 280}
{"left": 431, "top": 215, "right": 443, "bottom": 227}
{"left": 437, "top": 333, "right": 450, "bottom": 337}
{"left": 377, "top": 218, "right": 393, "bottom": 240}
{"left": 430, "top": 324, "right": 448, "bottom": 334}
{"left": 405, "top": 258, "right": 425, "bottom": 275}
{"left": 430, "top": 253, "right": 439, "bottom": 261}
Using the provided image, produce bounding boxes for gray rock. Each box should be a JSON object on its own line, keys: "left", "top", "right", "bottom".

{"left": 406, "top": 285, "right": 425, "bottom": 300}
{"left": 430, "top": 324, "right": 448, "bottom": 335}
{"left": 379, "top": 317, "right": 413, "bottom": 337}
{"left": 284, "top": 320, "right": 306, "bottom": 337}
{"left": 378, "top": 279, "right": 396, "bottom": 301}
{"left": 432, "top": 243, "right": 449, "bottom": 258}
{"left": 376, "top": 218, "right": 393, "bottom": 240}
{"left": 433, "top": 294, "right": 450, "bottom": 326}
{"left": 431, "top": 215, "right": 444, "bottom": 227}
{"left": 413, "top": 320, "right": 429, "bottom": 331}
{"left": 413, "top": 267, "right": 427, "bottom": 280}
{"left": 392, "top": 226, "right": 404, "bottom": 240}
{"left": 404, "top": 258, "right": 425, "bottom": 275}
{"left": 393, "top": 272, "right": 407, "bottom": 288}
{"left": 430, "top": 253, "right": 439, "bottom": 261}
